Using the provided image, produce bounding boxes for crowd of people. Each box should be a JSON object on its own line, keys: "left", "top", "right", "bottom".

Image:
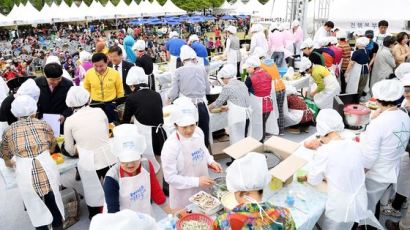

{"left": 0, "top": 14, "right": 409, "bottom": 230}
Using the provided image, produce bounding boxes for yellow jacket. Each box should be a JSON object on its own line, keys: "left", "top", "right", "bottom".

{"left": 83, "top": 67, "right": 124, "bottom": 102}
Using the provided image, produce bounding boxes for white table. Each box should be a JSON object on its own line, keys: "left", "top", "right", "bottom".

{"left": 0, "top": 157, "right": 78, "bottom": 190}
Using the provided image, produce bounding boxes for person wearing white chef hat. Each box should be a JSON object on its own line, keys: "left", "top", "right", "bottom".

{"left": 299, "top": 57, "right": 340, "bottom": 109}
{"left": 249, "top": 23, "right": 268, "bottom": 56}
{"left": 291, "top": 19, "right": 304, "bottom": 56}
{"left": 244, "top": 55, "right": 274, "bottom": 141}
{"left": 300, "top": 109, "right": 382, "bottom": 230}
{"left": 0, "top": 78, "right": 40, "bottom": 125}
{"left": 300, "top": 38, "right": 325, "bottom": 66}
{"left": 209, "top": 64, "right": 250, "bottom": 165}
{"left": 103, "top": 124, "right": 172, "bottom": 215}
{"left": 122, "top": 66, "right": 167, "bottom": 189}
{"left": 165, "top": 31, "right": 186, "bottom": 72}
{"left": 161, "top": 98, "right": 222, "bottom": 210}
{"left": 133, "top": 40, "right": 156, "bottom": 91}
{"left": 167, "top": 45, "right": 211, "bottom": 147}
{"left": 2, "top": 95, "right": 65, "bottom": 230}
{"left": 63, "top": 86, "right": 117, "bottom": 219}
{"left": 360, "top": 79, "right": 410, "bottom": 227}
{"left": 224, "top": 25, "right": 241, "bottom": 78}
{"left": 213, "top": 152, "right": 296, "bottom": 229}
{"left": 345, "top": 36, "right": 370, "bottom": 96}
{"left": 188, "top": 34, "right": 209, "bottom": 69}
{"left": 90, "top": 209, "right": 157, "bottom": 230}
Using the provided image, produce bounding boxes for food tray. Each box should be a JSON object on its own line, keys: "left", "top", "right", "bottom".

{"left": 177, "top": 213, "right": 213, "bottom": 230}
{"left": 189, "top": 191, "right": 222, "bottom": 215}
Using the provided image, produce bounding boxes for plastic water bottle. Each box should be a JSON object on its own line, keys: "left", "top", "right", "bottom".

{"left": 286, "top": 190, "right": 295, "bottom": 207}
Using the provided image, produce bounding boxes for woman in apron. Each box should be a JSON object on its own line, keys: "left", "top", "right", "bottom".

{"left": 224, "top": 26, "right": 241, "bottom": 78}
{"left": 122, "top": 66, "right": 166, "bottom": 188}
{"left": 345, "top": 37, "right": 370, "bottom": 96}
{"left": 161, "top": 98, "right": 222, "bottom": 210}
{"left": 299, "top": 109, "right": 382, "bottom": 229}
{"left": 209, "top": 64, "right": 250, "bottom": 165}
{"left": 299, "top": 57, "right": 340, "bottom": 109}
{"left": 361, "top": 80, "right": 410, "bottom": 227}
{"left": 213, "top": 152, "right": 296, "bottom": 229}
{"left": 2, "top": 95, "right": 64, "bottom": 230}
{"left": 103, "top": 124, "right": 172, "bottom": 215}
{"left": 64, "top": 86, "right": 117, "bottom": 219}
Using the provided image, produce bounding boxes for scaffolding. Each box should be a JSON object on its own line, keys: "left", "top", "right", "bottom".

{"left": 313, "top": 0, "right": 331, "bottom": 31}
{"left": 285, "top": 0, "right": 308, "bottom": 28}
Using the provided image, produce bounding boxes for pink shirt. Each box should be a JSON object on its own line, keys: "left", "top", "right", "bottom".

{"left": 292, "top": 27, "right": 304, "bottom": 44}
{"left": 268, "top": 31, "right": 285, "bottom": 53}
{"left": 329, "top": 45, "right": 343, "bottom": 64}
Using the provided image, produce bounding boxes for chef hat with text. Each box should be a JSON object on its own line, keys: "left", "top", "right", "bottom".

{"left": 372, "top": 79, "right": 404, "bottom": 102}
{"left": 113, "top": 124, "right": 146, "bottom": 162}
{"left": 11, "top": 95, "right": 37, "bottom": 118}
{"left": 90, "top": 209, "right": 157, "bottom": 230}
{"left": 316, "top": 109, "right": 344, "bottom": 137}
{"left": 66, "top": 86, "right": 90, "bottom": 108}
{"left": 16, "top": 79, "right": 40, "bottom": 102}
{"left": 226, "top": 152, "right": 270, "bottom": 192}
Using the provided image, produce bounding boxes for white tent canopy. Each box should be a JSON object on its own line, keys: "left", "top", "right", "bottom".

{"left": 162, "top": 0, "right": 187, "bottom": 15}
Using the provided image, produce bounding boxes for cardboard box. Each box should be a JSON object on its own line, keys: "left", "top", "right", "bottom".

{"left": 223, "top": 136, "right": 307, "bottom": 185}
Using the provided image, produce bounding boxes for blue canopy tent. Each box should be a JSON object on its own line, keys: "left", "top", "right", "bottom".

{"left": 221, "top": 15, "right": 235, "bottom": 20}
{"left": 205, "top": 15, "right": 216, "bottom": 20}
{"left": 235, "top": 15, "right": 249, "bottom": 19}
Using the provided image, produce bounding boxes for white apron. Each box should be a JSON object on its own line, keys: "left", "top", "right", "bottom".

{"left": 133, "top": 117, "right": 162, "bottom": 173}
{"left": 227, "top": 48, "right": 239, "bottom": 64}
{"left": 77, "top": 147, "right": 105, "bottom": 207}
{"left": 313, "top": 74, "right": 340, "bottom": 109}
{"left": 249, "top": 94, "right": 264, "bottom": 141}
{"left": 266, "top": 86, "right": 279, "bottom": 135}
{"left": 119, "top": 161, "right": 152, "bottom": 215}
{"left": 283, "top": 96, "right": 304, "bottom": 127}
{"left": 346, "top": 62, "right": 367, "bottom": 94}
{"left": 169, "top": 133, "right": 209, "bottom": 209}
{"left": 15, "top": 150, "right": 65, "bottom": 227}
{"left": 227, "top": 101, "right": 250, "bottom": 145}
{"left": 168, "top": 55, "right": 178, "bottom": 73}
{"left": 396, "top": 153, "right": 410, "bottom": 198}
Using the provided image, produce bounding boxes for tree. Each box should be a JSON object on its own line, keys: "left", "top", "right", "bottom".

{"left": 259, "top": 0, "right": 269, "bottom": 4}
{"left": 124, "top": 0, "right": 133, "bottom": 5}
{"left": 83, "top": 0, "right": 93, "bottom": 6}
{"left": 111, "top": 0, "right": 120, "bottom": 6}
{"left": 54, "top": 0, "right": 62, "bottom": 5}
{"left": 157, "top": 0, "right": 166, "bottom": 5}
{"left": 15, "top": 0, "right": 21, "bottom": 6}
{"left": 209, "top": 0, "right": 224, "bottom": 7}
{"left": 0, "top": 0, "right": 14, "bottom": 15}
{"left": 134, "top": 0, "right": 142, "bottom": 4}
{"left": 99, "top": 0, "right": 109, "bottom": 6}
{"left": 64, "top": 0, "right": 73, "bottom": 6}
{"left": 45, "top": 0, "right": 53, "bottom": 6}
{"left": 30, "top": 0, "right": 45, "bottom": 11}
{"left": 21, "top": 0, "right": 29, "bottom": 5}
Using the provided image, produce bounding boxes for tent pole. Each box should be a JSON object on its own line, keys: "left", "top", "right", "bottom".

{"left": 270, "top": 0, "right": 276, "bottom": 19}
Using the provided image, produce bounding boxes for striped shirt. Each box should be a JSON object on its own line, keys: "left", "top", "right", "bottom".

{"left": 338, "top": 41, "right": 351, "bottom": 71}
{"left": 1, "top": 117, "right": 56, "bottom": 197}
{"left": 211, "top": 79, "right": 250, "bottom": 108}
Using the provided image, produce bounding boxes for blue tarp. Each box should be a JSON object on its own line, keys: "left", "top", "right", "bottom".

{"left": 221, "top": 15, "right": 235, "bottom": 20}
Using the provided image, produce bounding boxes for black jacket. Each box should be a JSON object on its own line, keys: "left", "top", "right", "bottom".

{"left": 0, "top": 95, "right": 17, "bottom": 125}
{"left": 35, "top": 77, "right": 73, "bottom": 120}
{"left": 109, "top": 60, "right": 134, "bottom": 95}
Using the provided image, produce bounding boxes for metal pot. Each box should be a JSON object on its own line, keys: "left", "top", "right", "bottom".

{"left": 343, "top": 104, "right": 371, "bottom": 127}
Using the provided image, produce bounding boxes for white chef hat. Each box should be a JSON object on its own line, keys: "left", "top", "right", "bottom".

{"left": 79, "top": 51, "right": 92, "bottom": 62}
{"left": 269, "top": 22, "right": 279, "bottom": 31}
{"left": 11, "top": 95, "right": 37, "bottom": 118}
{"left": 291, "top": 20, "right": 300, "bottom": 28}
{"left": 243, "top": 55, "right": 261, "bottom": 69}
{"left": 126, "top": 66, "right": 148, "bottom": 86}
{"left": 188, "top": 34, "right": 199, "bottom": 43}
{"left": 401, "top": 74, "right": 410, "bottom": 87}
{"left": 169, "top": 31, "right": 179, "bottom": 38}
{"left": 45, "top": 55, "right": 61, "bottom": 65}
{"left": 250, "top": 24, "right": 263, "bottom": 33}
{"left": 226, "top": 152, "right": 270, "bottom": 192}
{"left": 225, "top": 25, "right": 237, "bottom": 34}
{"left": 253, "top": 46, "right": 266, "bottom": 59}
{"left": 316, "top": 109, "right": 344, "bottom": 137}
{"left": 299, "top": 57, "right": 312, "bottom": 72}
{"left": 170, "top": 97, "right": 198, "bottom": 126}
{"left": 179, "top": 45, "right": 197, "bottom": 61}
{"left": 372, "top": 79, "right": 404, "bottom": 102}
{"left": 217, "top": 64, "right": 237, "bottom": 80}
{"left": 356, "top": 37, "right": 369, "bottom": 47}
{"left": 113, "top": 124, "right": 146, "bottom": 162}
{"left": 354, "top": 29, "right": 365, "bottom": 37}
{"left": 65, "top": 86, "right": 90, "bottom": 108}
{"left": 336, "top": 30, "right": 347, "bottom": 39}
{"left": 329, "top": 36, "right": 338, "bottom": 45}
{"left": 318, "top": 37, "right": 330, "bottom": 47}
{"left": 395, "top": 63, "right": 410, "bottom": 80}
{"left": 132, "top": 40, "right": 146, "bottom": 51}
{"left": 89, "top": 209, "right": 157, "bottom": 230}
{"left": 300, "top": 38, "right": 314, "bottom": 50}
{"left": 16, "top": 79, "right": 40, "bottom": 102}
